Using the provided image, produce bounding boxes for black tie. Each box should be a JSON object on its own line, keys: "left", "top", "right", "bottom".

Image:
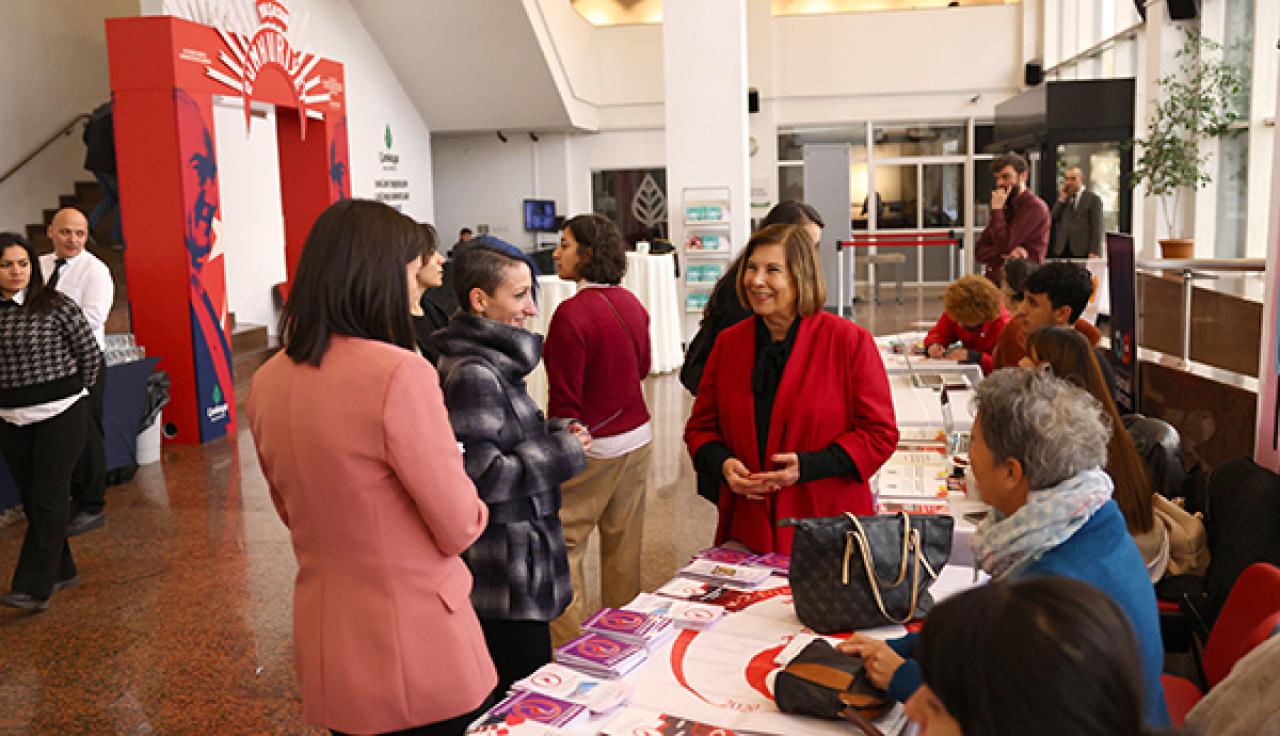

{"left": 47, "top": 258, "right": 67, "bottom": 290}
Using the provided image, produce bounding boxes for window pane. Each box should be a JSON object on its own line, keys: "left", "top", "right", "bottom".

{"left": 1215, "top": 130, "right": 1248, "bottom": 259}
{"left": 591, "top": 168, "right": 668, "bottom": 246}
{"left": 873, "top": 122, "right": 966, "bottom": 157}
{"left": 1055, "top": 143, "right": 1123, "bottom": 233}
{"left": 869, "top": 164, "right": 919, "bottom": 281}
{"left": 778, "top": 126, "right": 868, "bottom": 162}
{"left": 922, "top": 164, "right": 963, "bottom": 281}
{"left": 778, "top": 166, "right": 805, "bottom": 204}
{"left": 1224, "top": 0, "right": 1254, "bottom": 117}
{"left": 870, "top": 165, "right": 918, "bottom": 229}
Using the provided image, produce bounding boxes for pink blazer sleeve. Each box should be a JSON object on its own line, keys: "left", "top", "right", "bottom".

{"left": 383, "top": 358, "right": 488, "bottom": 556}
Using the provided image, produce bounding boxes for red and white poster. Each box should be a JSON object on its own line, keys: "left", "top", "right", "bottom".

{"left": 106, "top": 1, "right": 349, "bottom": 443}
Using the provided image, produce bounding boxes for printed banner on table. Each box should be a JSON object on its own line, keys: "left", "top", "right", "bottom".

{"left": 1105, "top": 233, "right": 1138, "bottom": 415}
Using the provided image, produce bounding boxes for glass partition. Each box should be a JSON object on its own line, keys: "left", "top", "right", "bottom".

{"left": 1055, "top": 143, "right": 1123, "bottom": 233}
{"left": 873, "top": 122, "right": 966, "bottom": 157}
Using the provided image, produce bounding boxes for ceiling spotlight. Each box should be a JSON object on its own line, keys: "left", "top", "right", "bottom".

{"left": 496, "top": 130, "right": 508, "bottom": 143}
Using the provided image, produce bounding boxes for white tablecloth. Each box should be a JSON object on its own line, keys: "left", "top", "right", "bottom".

{"left": 526, "top": 275, "right": 578, "bottom": 412}
{"left": 595, "top": 563, "right": 982, "bottom": 734}
{"left": 622, "top": 252, "right": 683, "bottom": 374}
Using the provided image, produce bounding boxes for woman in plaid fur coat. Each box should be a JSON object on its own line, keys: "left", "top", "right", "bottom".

{"left": 435, "top": 237, "right": 589, "bottom": 697}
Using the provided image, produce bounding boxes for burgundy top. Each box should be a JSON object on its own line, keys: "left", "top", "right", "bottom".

{"left": 976, "top": 188, "right": 1050, "bottom": 282}
{"left": 544, "top": 286, "right": 652, "bottom": 438}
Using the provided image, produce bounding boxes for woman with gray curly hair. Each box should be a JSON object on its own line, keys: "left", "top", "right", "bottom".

{"left": 841, "top": 369, "right": 1170, "bottom": 727}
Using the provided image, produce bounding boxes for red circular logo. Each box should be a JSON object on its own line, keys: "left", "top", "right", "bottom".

{"left": 513, "top": 695, "right": 563, "bottom": 720}
{"left": 600, "top": 610, "right": 646, "bottom": 629}
{"left": 531, "top": 672, "right": 562, "bottom": 688}
{"left": 577, "top": 637, "right": 622, "bottom": 658}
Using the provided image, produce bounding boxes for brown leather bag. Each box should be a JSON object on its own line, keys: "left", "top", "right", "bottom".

{"left": 775, "top": 639, "right": 890, "bottom": 735}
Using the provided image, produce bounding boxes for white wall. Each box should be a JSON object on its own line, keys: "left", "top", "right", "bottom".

{"left": 427, "top": 1, "right": 1027, "bottom": 273}
{"left": 433, "top": 133, "right": 573, "bottom": 252}
{"left": 524, "top": 0, "right": 601, "bottom": 130}
{"left": 771, "top": 6, "right": 1023, "bottom": 110}
{"left": 0, "top": 0, "right": 140, "bottom": 234}
{"left": 299, "top": 0, "right": 436, "bottom": 223}
{"left": 567, "top": 129, "right": 666, "bottom": 216}
{"left": 213, "top": 103, "right": 287, "bottom": 335}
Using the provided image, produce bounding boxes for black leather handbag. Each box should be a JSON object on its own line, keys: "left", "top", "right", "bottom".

{"left": 775, "top": 639, "right": 890, "bottom": 735}
{"left": 783, "top": 512, "right": 954, "bottom": 633}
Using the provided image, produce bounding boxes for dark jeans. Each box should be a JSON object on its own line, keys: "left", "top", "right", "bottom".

{"left": 478, "top": 618, "right": 552, "bottom": 698}
{"left": 89, "top": 171, "right": 123, "bottom": 245}
{"left": 71, "top": 373, "right": 107, "bottom": 516}
{"left": 328, "top": 698, "right": 491, "bottom": 736}
{"left": 0, "top": 399, "right": 87, "bottom": 599}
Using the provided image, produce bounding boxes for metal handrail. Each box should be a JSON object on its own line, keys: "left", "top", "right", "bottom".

{"left": 1135, "top": 258, "right": 1266, "bottom": 365}
{"left": 836, "top": 229, "right": 965, "bottom": 315}
{"left": 1136, "top": 258, "right": 1265, "bottom": 272}
{"left": 0, "top": 113, "right": 90, "bottom": 187}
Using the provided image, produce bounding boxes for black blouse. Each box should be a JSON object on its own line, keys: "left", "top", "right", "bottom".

{"left": 413, "top": 295, "right": 451, "bottom": 367}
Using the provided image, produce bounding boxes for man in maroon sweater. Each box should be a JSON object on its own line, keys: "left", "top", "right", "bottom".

{"left": 976, "top": 152, "right": 1049, "bottom": 283}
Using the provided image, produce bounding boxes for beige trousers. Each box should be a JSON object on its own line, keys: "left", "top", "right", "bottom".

{"left": 550, "top": 442, "right": 652, "bottom": 647}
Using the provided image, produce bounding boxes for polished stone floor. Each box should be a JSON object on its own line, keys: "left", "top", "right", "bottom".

{"left": 0, "top": 291, "right": 941, "bottom": 734}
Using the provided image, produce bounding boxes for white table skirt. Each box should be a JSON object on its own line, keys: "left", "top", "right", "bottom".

{"left": 526, "top": 276, "right": 578, "bottom": 412}
{"left": 623, "top": 252, "right": 683, "bottom": 375}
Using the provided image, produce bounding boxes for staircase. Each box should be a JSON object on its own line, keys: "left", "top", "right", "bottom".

{"left": 24, "top": 180, "right": 279, "bottom": 410}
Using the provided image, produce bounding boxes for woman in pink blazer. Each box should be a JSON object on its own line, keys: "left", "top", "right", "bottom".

{"left": 247, "top": 200, "right": 495, "bottom": 736}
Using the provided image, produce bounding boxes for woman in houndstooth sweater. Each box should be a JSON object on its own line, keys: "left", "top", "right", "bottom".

{"left": 0, "top": 232, "right": 103, "bottom": 612}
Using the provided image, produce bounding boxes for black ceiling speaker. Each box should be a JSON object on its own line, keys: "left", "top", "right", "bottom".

{"left": 1167, "top": 0, "right": 1199, "bottom": 19}
{"left": 748, "top": 88, "right": 760, "bottom": 114}
{"left": 1025, "top": 62, "right": 1044, "bottom": 87}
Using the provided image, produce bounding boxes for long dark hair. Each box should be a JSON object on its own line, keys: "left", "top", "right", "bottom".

{"left": 917, "top": 577, "right": 1148, "bottom": 736}
{"left": 1026, "top": 326, "right": 1154, "bottom": 533}
{"left": 706, "top": 200, "right": 824, "bottom": 317}
{"left": 279, "top": 200, "right": 425, "bottom": 366}
{"left": 0, "top": 232, "right": 61, "bottom": 315}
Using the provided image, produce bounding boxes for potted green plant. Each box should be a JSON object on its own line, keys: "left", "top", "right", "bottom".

{"left": 1130, "top": 30, "right": 1247, "bottom": 259}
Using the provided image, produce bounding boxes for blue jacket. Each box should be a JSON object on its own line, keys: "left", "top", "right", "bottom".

{"left": 886, "top": 501, "right": 1171, "bottom": 727}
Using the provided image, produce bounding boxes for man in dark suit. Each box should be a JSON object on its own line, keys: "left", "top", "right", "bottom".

{"left": 1050, "top": 167, "right": 1103, "bottom": 258}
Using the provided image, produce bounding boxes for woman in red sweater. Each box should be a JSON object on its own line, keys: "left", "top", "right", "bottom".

{"left": 684, "top": 224, "right": 898, "bottom": 555}
{"left": 923, "top": 274, "right": 1011, "bottom": 374}
{"left": 543, "top": 214, "right": 652, "bottom": 645}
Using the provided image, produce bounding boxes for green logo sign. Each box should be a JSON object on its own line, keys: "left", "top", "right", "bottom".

{"left": 384, "top": 124, "right": 393, "bottom": 150}
{"left": 212, "top": 385, "right": 223, "bottom": 405}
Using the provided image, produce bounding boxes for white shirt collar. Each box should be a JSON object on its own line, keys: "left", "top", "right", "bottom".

{"left": 8, "top": 289, "right": 26, "bottom": 305}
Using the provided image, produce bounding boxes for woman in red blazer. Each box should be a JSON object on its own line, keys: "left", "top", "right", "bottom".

{"left": 684, "top": 224, "right": 898, "bottom": 554}
{"left": 247, "top": 200, "right": 495, "bottom": 736}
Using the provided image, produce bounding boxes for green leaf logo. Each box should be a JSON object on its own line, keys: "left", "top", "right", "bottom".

{"left": 384, "top": 124, "right": 393, "bottom": 150}
{"left": 212, "top": 385, "right": 223, "bottom": 404}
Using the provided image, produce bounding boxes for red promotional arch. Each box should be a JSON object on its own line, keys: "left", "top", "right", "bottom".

{"left": 106, "top": 7, "right": 349, "bottom": 444}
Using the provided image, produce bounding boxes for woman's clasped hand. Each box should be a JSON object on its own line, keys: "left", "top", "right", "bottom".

{"left": 722, "top": 453, "right": 802, "bottom": 500}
